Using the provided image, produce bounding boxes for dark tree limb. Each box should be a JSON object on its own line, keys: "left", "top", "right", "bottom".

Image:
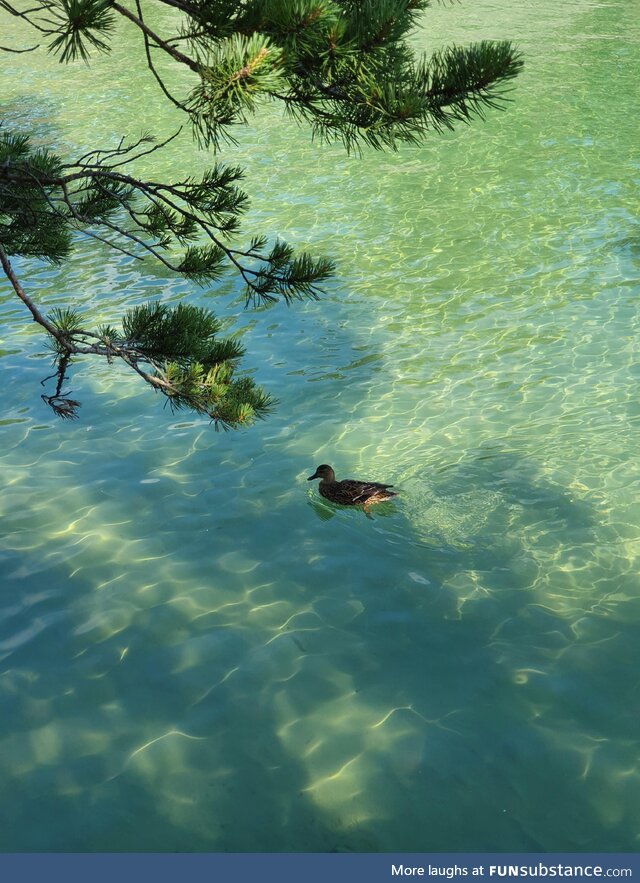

{"left": 111, "top": 1, "right": 200, "bottom": 72}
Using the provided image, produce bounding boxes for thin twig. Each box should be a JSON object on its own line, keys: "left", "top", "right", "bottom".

{"left": 0, "top": 243, "right": 62, "bottom": 338}
{"left": 111, "top": 1, "right": 200, "bottom": 73}
{"left": 0, "top": 42, "right": 39, "bottom": 51}
{"left": 135, "top": 0, "right": 193, "bottom": 114}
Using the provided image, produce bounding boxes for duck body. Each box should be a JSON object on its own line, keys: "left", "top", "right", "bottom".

{"left": 307, "top": 464, "right": 398, "bottom": 507}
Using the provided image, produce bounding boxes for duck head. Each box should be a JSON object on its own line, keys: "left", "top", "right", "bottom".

{"left": 307, "top": 464, "right": 336, "bottom": 482}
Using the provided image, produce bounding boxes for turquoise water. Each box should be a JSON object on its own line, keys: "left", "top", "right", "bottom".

{"left": 1, "top": 0, "right": 640, "bottom": 852}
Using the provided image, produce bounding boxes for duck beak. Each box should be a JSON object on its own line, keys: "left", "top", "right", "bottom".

{"left": 307, "top": 470, "right": 319, "bottom": 481}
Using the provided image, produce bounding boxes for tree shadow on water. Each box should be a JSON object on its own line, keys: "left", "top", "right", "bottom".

{"left": 303, "top": 446, "right": 640, "bottom": 850}
{"left": 1, "top": 448, "right": 639, "bottom": 852}
{"left": 0, "top": 572, "right": 376, "bottom": 851}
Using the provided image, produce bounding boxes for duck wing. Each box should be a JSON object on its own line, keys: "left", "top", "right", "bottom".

{"left": 341, "top": 479, "right": 395, "bottom": 502}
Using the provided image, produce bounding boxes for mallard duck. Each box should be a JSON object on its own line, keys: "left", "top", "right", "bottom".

{"left": 307, "top": 464, "right": 398, "bottom": 507}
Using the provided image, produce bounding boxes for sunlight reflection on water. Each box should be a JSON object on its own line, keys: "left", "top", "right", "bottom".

{"left": 1, "top": 0, "right": 640, "bottom": 853}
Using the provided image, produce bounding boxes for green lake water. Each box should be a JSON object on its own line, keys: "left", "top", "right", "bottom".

{"left": 1, "top": 0, "right": 640, "bottom": 852}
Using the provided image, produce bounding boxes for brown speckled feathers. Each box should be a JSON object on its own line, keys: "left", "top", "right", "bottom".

{"left": 307, "top": 464, "right": 398, "bottom": 506}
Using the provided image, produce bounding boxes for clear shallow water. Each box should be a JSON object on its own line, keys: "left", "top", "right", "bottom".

{"left": 1, "top": 0, "right": 640, "bottom": 852}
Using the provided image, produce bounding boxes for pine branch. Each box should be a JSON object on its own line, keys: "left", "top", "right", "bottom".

{"left": 134, "top": 0, "right": 192, "bottom": 114}
{"left": 187, "top": 33, "right": 285, "bottom": 148}
{"left": 3, "top": 0, "right": 523, "bottom": 152}
{"left": 0, "top": 243, "right": 62, "bottom": 337}
{"left": 0, "top": 0, "right": 524, "bottom": 430}
{"left": 0, "top": 41, "right": 39, "bottom": 50}
{"left": 111, "top": 0, "right": 200, "bottom": 72}
{"left": 0, "top": 244, "right": 273, "bottom": 427}
{"left": 40, "top": 352, "right": 81, "bottom": 419}
{"left": 1, "top": 131, "right": 335, "bottom": 304}
{"left": 0, "top": 0, "right": 57, "bottom": 34}
{"left": 47, "top": 0, "right": 116, "bottom": 62}
{"left": 422, "top": 40, "right": 524, "bottom": 128}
